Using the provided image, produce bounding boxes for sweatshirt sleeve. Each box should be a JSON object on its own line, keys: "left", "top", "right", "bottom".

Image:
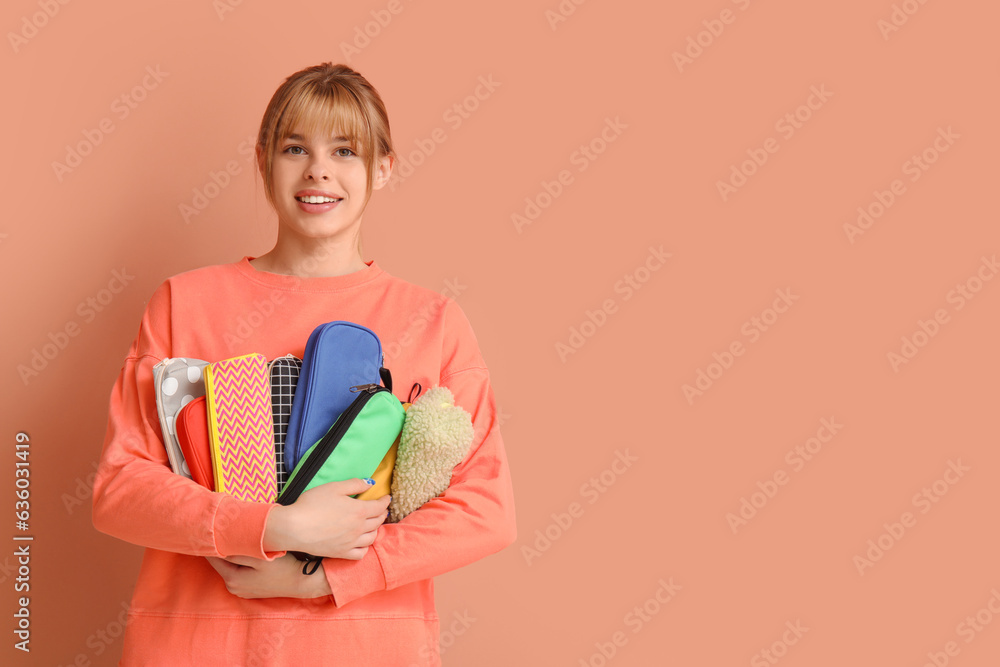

{"left": 91, "top": 279, "right": 286, "bottom": 560}
{"left": 322, "top": 298, "right": 517, "bottom": 606}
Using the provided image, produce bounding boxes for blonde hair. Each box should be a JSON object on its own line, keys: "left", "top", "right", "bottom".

{"left": 256, "top": 63, "right": 394, "bottom": 214}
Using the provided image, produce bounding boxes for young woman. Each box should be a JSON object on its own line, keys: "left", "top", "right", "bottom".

{"left": 92, "top": 62, "right": 516, "bottom": 666}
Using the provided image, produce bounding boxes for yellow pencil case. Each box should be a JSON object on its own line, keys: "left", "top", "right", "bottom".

{"left": 356, "top": 382, "right": 423, "bottom": 500}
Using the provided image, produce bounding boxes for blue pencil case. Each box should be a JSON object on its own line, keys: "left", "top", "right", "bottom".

{"left": 284, "top": 321, "right": 388, "bottom": 473}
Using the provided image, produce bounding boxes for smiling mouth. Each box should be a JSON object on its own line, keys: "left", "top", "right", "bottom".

{"left": 296, "top": 195, "right": 343, "bottom": 203}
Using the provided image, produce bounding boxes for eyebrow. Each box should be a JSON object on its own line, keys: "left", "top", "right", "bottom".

{"left": 284, "top": 134, "right": 352, "bottom": 143}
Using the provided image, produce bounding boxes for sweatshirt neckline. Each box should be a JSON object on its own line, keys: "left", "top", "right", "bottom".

{"left": 234, "top": 255, "right": 385, "bottom": 291}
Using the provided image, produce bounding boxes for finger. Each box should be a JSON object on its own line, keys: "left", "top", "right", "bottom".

{"left": 207, "top": 556, "right": 236, "bottom": 569}
{"left": 223, "top": 555, "right": 258, "bottom": 568}
{"left": 205, "top": 557, "right": 239, "bottom": 578}
{"left": 343, "top": 546, "right": 370, "bottom": 561}
{"left": 360, "top": 495, "right": 392, "bottom": 519}
{"left": 355, "top": 529, "right": 378, "bottom": 548}
{"left": 333, "top": 477, "right": 379, "bottom": 496}
{"left": 362, "top": 514, "right": 387, "bottom": 533}
{"left": 305, "top": 478, "right": 378, "bottom": 502}
{"left": 205, "top": 557, "right": 228, "bottom": 572}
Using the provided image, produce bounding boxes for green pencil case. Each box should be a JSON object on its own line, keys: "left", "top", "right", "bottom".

{"left": 277, "top": 382, "right": 405, "bottom": 573}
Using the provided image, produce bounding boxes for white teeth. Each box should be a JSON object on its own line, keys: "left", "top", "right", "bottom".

{"left": 297, "top": 195, "right": 341, "bottom": 204}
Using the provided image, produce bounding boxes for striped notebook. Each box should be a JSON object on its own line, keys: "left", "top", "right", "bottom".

{"left": 203, "top": 353, "right": 277, "bottom": 503}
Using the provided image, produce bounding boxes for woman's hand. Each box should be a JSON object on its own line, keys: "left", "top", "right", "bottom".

{"left": 206, "top": 553, "right": 333, "bottom": 599}
{"left": 263, "top": 478, "right": 390, "bottom": 560}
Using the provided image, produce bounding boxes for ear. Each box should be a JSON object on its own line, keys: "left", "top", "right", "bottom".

{"left": 372, "top": 154, "right": 394, "bottom": 191}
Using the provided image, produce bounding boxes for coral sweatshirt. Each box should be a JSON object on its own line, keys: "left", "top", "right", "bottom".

{"left": 91, "top": 256, "right": 517, "bottom": 666}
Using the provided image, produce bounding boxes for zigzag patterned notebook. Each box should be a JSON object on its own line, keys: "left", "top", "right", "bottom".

{"left": 203, "top": 353, "right": 277, "bottom": 503}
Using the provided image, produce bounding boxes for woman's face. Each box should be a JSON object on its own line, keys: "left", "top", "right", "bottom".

{"left": 268, "top": 126, "right": 388, "bottom": 245}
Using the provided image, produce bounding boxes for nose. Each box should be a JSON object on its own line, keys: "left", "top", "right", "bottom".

{"left": 304, "top": 155, "right": 330, "bottom": 181}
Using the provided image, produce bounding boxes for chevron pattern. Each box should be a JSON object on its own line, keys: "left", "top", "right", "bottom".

{"left": 204, "top": 353, "right": 277, "bottom": 503}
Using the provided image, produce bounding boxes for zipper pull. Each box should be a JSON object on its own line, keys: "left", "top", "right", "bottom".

{"left": 350, "top": 383, "right": 379, "bottom": 393}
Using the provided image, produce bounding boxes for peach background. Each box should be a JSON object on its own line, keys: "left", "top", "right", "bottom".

{"left": 2, "top": 0, "right": 999, "bottom": 665}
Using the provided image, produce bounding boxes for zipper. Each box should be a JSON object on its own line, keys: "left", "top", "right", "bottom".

{"left": 266, "top": 352, "right": 298, "bottom": 374}
{"left": 278, "top": 384, "right": 388, "bottom": 505}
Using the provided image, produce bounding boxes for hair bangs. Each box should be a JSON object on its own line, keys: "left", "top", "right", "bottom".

{"left": 278, "top": 83, "right": 373, "bottom": 159}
